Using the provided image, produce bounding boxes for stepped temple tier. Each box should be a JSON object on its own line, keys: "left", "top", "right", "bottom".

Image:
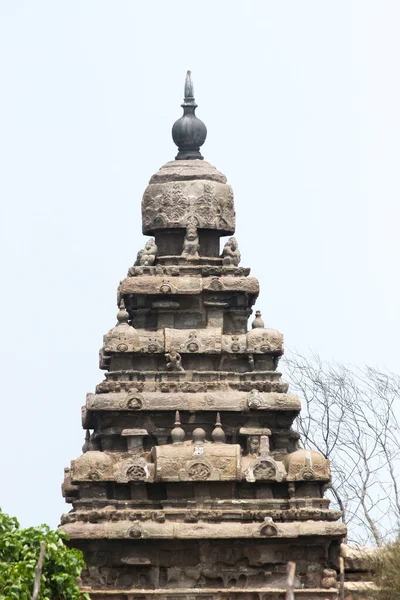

{"left": 61, "top": 71, "right": 347, "bottom": 599}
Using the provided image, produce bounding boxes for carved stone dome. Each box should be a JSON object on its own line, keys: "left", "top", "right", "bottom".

{"left": 285, "top": 449, "right": 331, "bottom": 482}
{"left": 246, "top": 327, "right": 284, "bottom": 354}
{"left": 72, "top": 451, "right": 113, "bottom": 482}
{"left": 141, "top": 160, "right": 235, "bottom": 236}
{"left": 103, "top": 304, "right": 139, "bottom": 353}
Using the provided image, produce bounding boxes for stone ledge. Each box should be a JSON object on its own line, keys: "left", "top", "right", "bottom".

{"left": 61, "top": 519, "right": 346, "bottom": 540}
{"left": 85, "top": 391, "right": 301, "bottom": 413}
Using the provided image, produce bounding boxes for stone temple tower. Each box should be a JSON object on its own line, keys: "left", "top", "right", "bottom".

{"left": 61, "top": 72, "right": 346, "bottom": 599}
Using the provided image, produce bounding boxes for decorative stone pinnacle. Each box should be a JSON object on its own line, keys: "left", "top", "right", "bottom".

{"left": 172, "top": 70, "right": 207, "bottom": 161}
{"left": 212, "top": 412, "right": 226, "bottom": 443}
{"left": 171, "top": 411, "right": 185, "bottom": 444}
{"left": 116, "top": 299, "right": 129, "bottom": 324}
{"left": 184, "top": 70, "right": 195, "bottom": 104}
{"left": 251, "top": 310, "right": 265, "bottom": 329}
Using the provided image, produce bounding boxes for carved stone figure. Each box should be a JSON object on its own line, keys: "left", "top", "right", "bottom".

{"left": 181, "top": 222, "right": 200, "bottom": 259}
{"left": 221, "top": 236, "right": 241, "bottom": 266}
{"left": 165, "top": 350, "right": 184, "bottom": 371}
{"left": 134, "top": 237, "right": 157, "bottom": 266}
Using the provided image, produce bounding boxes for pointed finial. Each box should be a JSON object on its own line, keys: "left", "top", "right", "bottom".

{"left": 116, "top": 298, "right": 129, "bottom": 324}
{"left": 172, "top": 70, "right": 207, "bottom": 161}
{"left": 212, "top": 412, "right": 226, "bottom": 443}
{"left": 171, "top": 411, "right": 185, "bottom": 444}
{"left": 184, "top": 70, "right": 195, "bottom": 102}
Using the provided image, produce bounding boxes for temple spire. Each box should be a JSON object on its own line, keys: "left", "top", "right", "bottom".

{"left": 184, "top": 70, "right": 195, "bottom": 103}
{"left": 172, "top": 70, "right": 207, "bottom": 160}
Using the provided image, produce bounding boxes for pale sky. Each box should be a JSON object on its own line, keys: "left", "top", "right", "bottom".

{"left": 0, "top": 0, "right": 399, "bottom": 528}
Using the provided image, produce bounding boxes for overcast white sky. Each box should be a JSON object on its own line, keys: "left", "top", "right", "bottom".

{"left": 0, "top": 1, "right": 399, "bottom": 528}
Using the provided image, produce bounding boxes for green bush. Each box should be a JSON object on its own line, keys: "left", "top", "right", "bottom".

{"left": 371, "top": 540, "right": 400, "bottom": 599}
{"left": 0, "top": 508, "right": 89, "bottom": 600}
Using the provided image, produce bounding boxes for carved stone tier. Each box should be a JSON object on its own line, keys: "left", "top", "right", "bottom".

{"left": 119, "top": 275, "right": 259, "bottom": 297}
{"left": 85, "top": 391, "right": 300, "bottom": 413}
{"left": 127, "top": 265, "right": 251, "bottom": 277}
{"left": 62, "top": 520, "right": 346, "bottom": 540}
{"left": 96, "top": 370, "right": 288, "bottom": 392}
{"left": 62, "top": 503, "right": 340, "bottom": 522}
{"left": 101, "top": 327, "right": 283, "bottom": 356}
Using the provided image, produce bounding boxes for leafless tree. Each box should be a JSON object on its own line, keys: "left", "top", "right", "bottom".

{"left": 283, "top": 351, "right": 400, "bottom": 546}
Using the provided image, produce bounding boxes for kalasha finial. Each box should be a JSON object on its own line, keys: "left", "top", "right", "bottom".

{"left": 116, "top": 298, "right": 129, "bottom": 324}
{"left": 251, "top": 310, "right": 265, "bottom": 329}
{"left": 172, "top": 70, "right": 207, "bottom": 161}
{"left": 212, "top": 412, "right": 226, "bottom": 443}
{"left": 171, "top": 411, "right": 185, "bottom": 444}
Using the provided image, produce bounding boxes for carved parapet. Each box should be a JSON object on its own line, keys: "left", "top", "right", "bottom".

{"left": 141, "top": 161, "right": 235, "bottom": 235}
{"left": 119, "top": 275, "right": 202, "bottom": 296}
{"left": 165, "top": 328, "right": 222, "bottom": 354}
{"left": 85, "top": 390, "right": 301, "bottom": 413}
{"left": 152, "top": 443, "right": 241, "bottom": 482}
{"left": 101, "top": 327, "right": 283, "bottom": 356}
{"left": 60, "top": 519, "right": 347, "bottom": 540}
{"left": 127, "top": 264, "right": 251, "bottom": 277}
{"left": 70, "top": 451, "right": 155, "bottom": 484}
{"left": 118, "top": 275, "right": 259, "bottom": 297}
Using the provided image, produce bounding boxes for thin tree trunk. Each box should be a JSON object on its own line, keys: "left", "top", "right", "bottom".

{"left": 286, "top": 561, "right": 296, "bottom": 600}
{"left": 31, "top": 542, "right": 46, "bottom": 600}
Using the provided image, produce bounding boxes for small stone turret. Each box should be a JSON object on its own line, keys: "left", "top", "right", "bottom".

{"left": 61, "top": 72, "right": 345, "bottom": 599}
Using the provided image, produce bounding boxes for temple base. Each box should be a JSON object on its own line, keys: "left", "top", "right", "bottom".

{"left": 83, "top": 588, "right": 340, "bottom": 600}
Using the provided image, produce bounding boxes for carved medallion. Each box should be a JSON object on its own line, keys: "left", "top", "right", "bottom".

{"left": 253, "top": 460, "right": 276, "bottom": 480}
{"left": 124, "top": 388, "right": 143, "bottom": 410}
{"left": 126, "top": 465, "right": 147, "bottom": 481}
{"left": 188, "top": 462, "right": 211, "bottom": 480}
{"left": 248, "top": 389, "right": 262, "bottom": 409}
{"left": 260, "top": 518, "right": 279, "bottom": 537}
{"left": 160, "top": 282, "right": 172, "bottom": 294}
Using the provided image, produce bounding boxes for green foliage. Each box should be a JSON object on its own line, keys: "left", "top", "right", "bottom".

{"left": 0, "top": 508, "right": 89, "bottom": 600}
{"left": 371, "top": 540, "right": 400, "bottom": 599}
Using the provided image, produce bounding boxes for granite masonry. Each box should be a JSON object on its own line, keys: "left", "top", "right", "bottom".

{"left": 61, "top": 72, "right": 373, "bottom": 599}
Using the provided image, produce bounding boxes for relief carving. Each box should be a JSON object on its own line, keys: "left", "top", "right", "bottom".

{"left": 142, "top": 180, "right": 235, "bottom": 233}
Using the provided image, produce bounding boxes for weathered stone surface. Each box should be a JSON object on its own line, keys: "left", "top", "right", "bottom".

{"left": 142, "top": 161, "right": 235, "bottom": 235}
{"left": 61, "top": 519, "right": 347, "bottom": 540}
{"left": 118, "top": 275, "right": 259, "bottom": 296}
{"left": 85, "top": 391, "right": 301, "bottom": 412}
{"left": 61, "top": 84, "right": 352, "bottom": 599}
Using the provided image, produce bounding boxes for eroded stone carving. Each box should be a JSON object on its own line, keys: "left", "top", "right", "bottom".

{"left": 182, "top": 220, "right": 200, "bottom": 259}
{"left": 165, "top": 350, "right": 184, "bottom": 371}
{"left": 221, "top": 236, "right": 241, "bottom": 266}
{"left": 133, "top": 238, "right": 157, "bottom": 267}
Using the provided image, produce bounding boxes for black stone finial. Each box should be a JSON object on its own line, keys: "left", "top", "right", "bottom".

{"left": 172, "top": 70, "right": 207, "bottom": 160}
